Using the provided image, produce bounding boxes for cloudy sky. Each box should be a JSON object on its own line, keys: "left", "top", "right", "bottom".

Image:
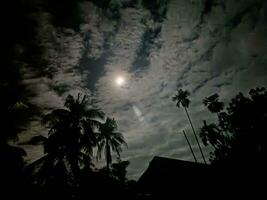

{"left": 6, "top": 0, "right": 267, "bottom": 179}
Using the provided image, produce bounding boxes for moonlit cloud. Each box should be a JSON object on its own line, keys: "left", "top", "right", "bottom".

{"left": 17, "top": 0, "right": 267, "bottom": 180}
{"left": 92, "top": 0, "right": 267, "bottom": 179}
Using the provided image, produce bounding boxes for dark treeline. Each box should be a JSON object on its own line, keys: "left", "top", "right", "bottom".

{"left": 0, "top": 93, "right": 135, "bottom": 199}
{"left": 172, "top": 87, "right": 267, "bottom": 166}
{"left": 171, "top": 87, "right": 267, "bottom": 198}
{"left": 1, "top": 87, "right": 266, "bottom": 199}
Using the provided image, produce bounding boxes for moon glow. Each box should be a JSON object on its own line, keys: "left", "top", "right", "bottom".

{"left": 115, "top": 76, "right": 125, "bottom": 86}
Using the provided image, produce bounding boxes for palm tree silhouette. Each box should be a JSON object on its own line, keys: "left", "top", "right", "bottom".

{"left": 203, "top": 93, "right": 228, "bottom": 137}
{"left": 203, "top": 93, "right": 224, "bottom": 115}
{"left": 172, "top": 88, "right": 206, "bottom": 164}
{"left": 200, "top": 120, "right": 224, "bottom": 148}
{"left": 33, "top": 93, "right": 104, "bottom": 183}
{"left": 97, "top": 117, "right": 127, "bottom": 175}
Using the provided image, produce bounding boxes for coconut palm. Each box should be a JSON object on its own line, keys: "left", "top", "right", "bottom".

{"left": 96, "top": 117, "right": 127, "bottom": 175}
{"left": 172, "top": 88, "right": 206, "bottom": 163}
{"left": 32, "top": 93, "right": 104, "bottom": 184}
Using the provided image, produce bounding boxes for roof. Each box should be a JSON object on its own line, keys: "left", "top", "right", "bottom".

{"left": 137, "top": 156, "right": 212, "bottom": 196}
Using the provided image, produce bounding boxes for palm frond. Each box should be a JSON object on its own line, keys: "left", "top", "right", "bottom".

{"left": 86, "top": 118, "right": 102, "bottom": 129}
{"left": 41, "top": 109, "right": 69, "bottom": 127}
{"left": 172, "top": 88, "right": 191, "bottom": 108}
{"left": 96, "top": 117, "right": 127, "bottom": 170}
{"left": 85, "top": 108, "right": 105, "bottom": 120}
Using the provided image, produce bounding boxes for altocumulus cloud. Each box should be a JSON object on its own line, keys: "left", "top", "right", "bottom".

{"left": 15, "top": 0, "right": 267, "bottom": 180}
{"left": 93, "top": 0, "right": 267, "bottom": 179}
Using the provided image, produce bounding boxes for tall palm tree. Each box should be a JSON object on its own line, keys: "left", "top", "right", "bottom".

{"left": 33, "top": 93, "right": 104, "bottom": 184}
{"left": 96, "top": 117, "right": 127, "bottom": 175}
{"left": 172, "top": 88, "right": 206, "bottom": 164}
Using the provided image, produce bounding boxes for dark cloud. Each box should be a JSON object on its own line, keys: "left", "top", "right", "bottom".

{"left": 226, "top": 1, "right": 262, "bottom": 30}
{"left": 142, "top": 0, "right": 169, "bottom": 22}
{"left": 130, "top": 22, "right": 162, "bottom": 75}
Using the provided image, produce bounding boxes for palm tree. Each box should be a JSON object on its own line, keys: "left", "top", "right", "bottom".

{"left": 96, "top": 117, "right": 127, "bottom": 175}
{"left": 200, "top": 120, "right": 222, "bottom": 148}
{"left": 203, "top": 93, "right": 229, "bottom": 136}
{"left": 203, "top": 93, "right": 224, "bottom": 114}
{"left": 32, "top": 93, "right": 104, "bottom": 184}
{"left": 172, "top": 88, "right": 206, "bottom": 164}
{"left": 199, "top": 120, "right": 231, "bottom": 163}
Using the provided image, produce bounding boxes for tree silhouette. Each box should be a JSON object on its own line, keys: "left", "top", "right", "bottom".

{"left": 172, "top": 88, "right": 206, "bottom": 163}
{"left": 203, "top": 93, "right": 224, "bottom": 114}
{"left": 199, "top": 87, "right": 267, "bottom": 165}
{"left": 97, "top": 117, "right": 127, "bottom": 175}
{"left": 110, "top": 159, "right": 130, "bottom": 183}
{"left": 0, "top": 100, "right": 28, "bottom": 199}
{"left": 31, "top": 93, "right": 104, "bottom": 186}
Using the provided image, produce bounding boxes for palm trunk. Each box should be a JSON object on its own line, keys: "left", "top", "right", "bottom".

{"left": 183, "top": 130, "right": 198, "bottom": 163}
{"left": 184, "top": 107, "right": 207, "bottom": 164}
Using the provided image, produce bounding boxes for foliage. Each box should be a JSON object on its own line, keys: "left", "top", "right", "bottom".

{"left": 97, "top": 117, "right": 127, "bottom": 173}
{"left": 25, "top": 93, "right": 132, "bottom": 199}
{"left": 203, "top": 93, "right": 224, "bottom": 113}
{"left": 172, "top": 88, "right": 191, "bottom": 108}
{"left": 111, "top": 159, "right": 130, "bottom": 182}
{"left": 31, "top": 93, "right": 104, "bottom": 186}
{"left": 0, "top": 98, "right": 28, "bottom": 198}
{"left": 200, "top": 87, "right": 267, "bottom": 165}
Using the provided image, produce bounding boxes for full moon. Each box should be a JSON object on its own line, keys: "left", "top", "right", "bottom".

{"left": 115, "top": 76, "right": 125, "bottom": 86}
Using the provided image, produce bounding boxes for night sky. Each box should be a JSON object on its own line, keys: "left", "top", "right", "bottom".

{"left": 5, "top": 0, "right": 267, "bottom": 179}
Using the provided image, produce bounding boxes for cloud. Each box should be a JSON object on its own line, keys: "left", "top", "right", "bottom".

{"left": 17, "top": 7, "right": 88, "bottom": 161}
{"left": 18, "top": 0, "right": 267, "bottom": 180}
{"left": 92, "top": 0, "right": 267, "bottom": 179}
